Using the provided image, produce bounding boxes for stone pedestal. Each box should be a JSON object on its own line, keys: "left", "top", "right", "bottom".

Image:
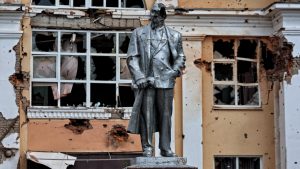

{"left": 124, "top": 157, "right": 197, "bottom": 169}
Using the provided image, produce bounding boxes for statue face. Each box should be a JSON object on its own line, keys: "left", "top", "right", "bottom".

{"left": 150, "top": 4, "right": 166, "bottom": 29}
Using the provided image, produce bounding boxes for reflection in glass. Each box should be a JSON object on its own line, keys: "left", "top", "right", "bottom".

{"left": 33, "top": 56, "right": 56, "bottom": 78}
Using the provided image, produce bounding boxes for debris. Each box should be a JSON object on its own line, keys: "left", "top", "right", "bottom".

{"left": 107, "top": 124, "right": 129, "bottom": 148}
{"left": 64, "top": 119, "right": 93, "bottom": 134}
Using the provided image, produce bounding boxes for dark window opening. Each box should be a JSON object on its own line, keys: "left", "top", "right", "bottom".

{"left": 213, "top": 39, "right": 234, "bottom": 59}
{"left": 33, "top": 32, "right": 57, "bottom": 52}
{"left": 32, "top": 0, "right": 55, "bottom": 6}
{"left": 92, "top": 56, "right": 116, "bottom": 81}
{"left": 237, "top": 61, "right": 257, "bottom": 83}
{"left": 60, "top": 0, "right": 69, "bottom": 5}
{"left": 214, "top": 63, "right": 233, "bottom": 81}
{"left": 119, "top": 33, "right": 131, "bottom": 54}
{"left": 91, "top": 84, "right": 116, "bottom": 107}
{"left": 91, "top": 33, "right": 115, "bottom": 53}
{"left": 92, "top": 0, "right": 104, "bottom": 6}
{"left": 61, "top": 83, "right": 86, "bottom": 106}
{"left": 239, "top": 157, "right": 260, "bottom": 169}
{"left": 107, "top": 0, "right": 119, "bottom": 7}
{"left": 261, "top": 41, "right": 274, "bottom": 70}
{"left": 118, "top": 85, "right": 134, "bottom": 107}
{"left": 73, "top": 0, "right": 85, "bottom": 7}
{"left": 214, "top": 85, "right": 235, "bottom": 105}
{"left": 238, "top": 86, "right": 258, "bottom": 105}
{"left": 215, "top": 157, "right": 236, "bottom": 169}
{"left": 238, "top": 40, "right": 257, "bottom": 59}
{"left": 32, "top": 83, "right": 57, "bottom": 106}
{"left": 122, "top": 0, "right": 144, "bottom": 8}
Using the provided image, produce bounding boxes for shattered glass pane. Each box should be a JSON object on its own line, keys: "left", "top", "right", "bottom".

{"left": 61, "top": 56, "right": 86, "bottom": 80}
{"left": 61, "top": 83, "right": 86, "bottom": 107}
{"left": 32, "top": 83, "right": 57, "bottom": 106}
{"left": 61, "top": 32, "right": 86, "bottom": 53}
{"left": 214, "top": 85, "right": 235, "bottom": 105}
{"left": 92, "top": 0, "right": 103, "bottom": 6}
{"left": 121, "top": 0, "right": 144, "bottom": 8}
{"left": 32, "top": 0, "right": 55, "bottom": 6}
{"left": 91, "top": 84, "right": 116, "bottom": 107}
{"left": 120, "top": 58, "right": 131, "bottom": 80}
{"left": 119, "top": 33, "right": 131, "bottom": 54}
{"left": 215, "top": 157, "right": 236, "bottom": 169}
{"left": 118, "top": 84, "right": 134, "bottom": 107}
{"left": 239, "top": 157, "right": 260, "bottom": 169}
{"left": 91, "top": 33, "right": 116, "bottom": 53}
{"left": 32, "top": 31, "right": 57, "bottom": 52}
{"left": 213, "top": 39, "right": 234, "bottom": 59}
{"left": 214, "top": 63, "right": 233, "bottom": 81}
{"left": 238, "top": 86, "right": 259, "bottom": 105}
{"left": 92, "top": 56, "right": 116, "bottom": 81}
{"left": 33, "top": 56, "right": 56, "bottom": 78}
{"left": 238, "top": 39, "right": 257, "bottom": 59}
{"left": 237, "top": 60, "right": 257, "bottom": 83}
{"left": 107, "top": 0, "right": 119, "bottom": 7}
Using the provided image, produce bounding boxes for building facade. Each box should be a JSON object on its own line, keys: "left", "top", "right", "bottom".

{"left": 0, "top": 0, "right": 300, "bottom": 169}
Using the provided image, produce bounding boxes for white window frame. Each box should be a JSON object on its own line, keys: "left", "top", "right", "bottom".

{"left": 212, "top": 38, "right": 261, "bottom": 109}
{"left": 30, "top": 0, "right": 146, "bottom": 10}
{"left": 29, "top": 29, "right": 133, "bottom": 119}
{"left": 214, "top": 156, "right": 263, "bottom": 169}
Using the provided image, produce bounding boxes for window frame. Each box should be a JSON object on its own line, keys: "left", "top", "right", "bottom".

{"left": 212, "top": 38, "right": 262, "bottom": 109}
{"left": 214, "top": 156, "right": 263, "bottom": 169}
{"left": 29, "top": 29, "right": 133, "bottom": 119}
{"left": 30, "top": 0, "right": 146, "bottom": 10}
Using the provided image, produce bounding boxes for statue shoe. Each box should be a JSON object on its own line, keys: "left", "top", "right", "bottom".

{"left": 160, "top": 150, "right": 178, "bottom": 157}
{"left": 142, "top": 147, "right": 153, "bottom": 157}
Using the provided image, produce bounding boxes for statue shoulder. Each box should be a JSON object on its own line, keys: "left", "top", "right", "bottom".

{"left": 166, "top": 26, "right": 182, "bottom": 38}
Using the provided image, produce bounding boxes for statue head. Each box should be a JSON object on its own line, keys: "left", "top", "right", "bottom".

{"left": 150, "top": 3, "right": 167, "bottom": 29}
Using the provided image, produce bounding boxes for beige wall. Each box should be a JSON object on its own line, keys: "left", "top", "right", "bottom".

{"left": 202, "top": 37, "right": 275, "bottom": 169}
{"left": 179, "top": 0, "right": 278, "bottom": 9}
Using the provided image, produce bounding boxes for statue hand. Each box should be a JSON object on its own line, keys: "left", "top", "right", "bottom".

{"left": 136, "top": 78, "right": 148, "bottom": 89}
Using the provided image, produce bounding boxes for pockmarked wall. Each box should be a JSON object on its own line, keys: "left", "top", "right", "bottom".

{"left": 201, "top": 37, "right": 275, "bottom": 169}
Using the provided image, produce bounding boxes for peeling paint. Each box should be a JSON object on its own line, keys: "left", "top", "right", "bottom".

{"left": 0, "top": 151, "right": 19, "bottom": 169}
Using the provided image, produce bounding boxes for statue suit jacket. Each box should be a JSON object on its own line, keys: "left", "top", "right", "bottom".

{"left": 126, "top": 24, "right": 185, "bottom": 134}
{"left": 127, "top": 24, "right": 185, "bottom": 89}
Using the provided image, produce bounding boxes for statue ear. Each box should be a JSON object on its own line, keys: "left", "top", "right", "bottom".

{"left": 160, "top": 7, "right": 166, "bottom": 19}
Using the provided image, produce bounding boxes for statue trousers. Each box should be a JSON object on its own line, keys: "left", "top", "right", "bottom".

{"left": 137, "top": 88, "right": 174, "bottom": 152}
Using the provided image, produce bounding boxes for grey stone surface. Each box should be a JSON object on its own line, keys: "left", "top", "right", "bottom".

{"left": 135, "top": 157, "right": 187, "bottom": 166}
{"left": 124, "top": 157, "right": 197, "bottom": 169}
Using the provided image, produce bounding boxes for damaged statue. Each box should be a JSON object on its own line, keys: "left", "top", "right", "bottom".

{"left": 126, "top": 3, "right": 186, "bottom": 157}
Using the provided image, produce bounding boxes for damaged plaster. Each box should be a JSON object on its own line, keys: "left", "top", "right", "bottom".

{"left": 1, "top": 133, "right": 19, "bottom": 149}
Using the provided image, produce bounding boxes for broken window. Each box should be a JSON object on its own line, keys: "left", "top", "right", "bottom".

{"left": 31, "top": 0, "right": 86, "bottom": 7}
{"left": 213, "top": 38, "right": 260, "bottom": 108}
{"left": 31, "top": 30, "right": 134, "bottom": 108}
{"left": 91, "top": 0, "right": 144, "bottom": 8}
{"left": 215, "top": 157, "right": 261, "bottom": 169}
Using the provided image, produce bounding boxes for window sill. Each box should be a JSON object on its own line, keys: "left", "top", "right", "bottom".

{"left": 213, "top": 105, "right": 263, "bottom": 111}
{"left": 27, "top": 107, "right": 132, "bottom": 119}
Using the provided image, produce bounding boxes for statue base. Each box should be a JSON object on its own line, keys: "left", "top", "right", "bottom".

{"left": 124, "top": 157, "right": 197, "bottom": 169}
